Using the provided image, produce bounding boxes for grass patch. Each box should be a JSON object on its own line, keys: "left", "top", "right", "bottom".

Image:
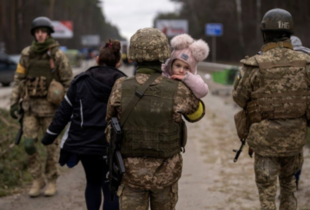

{"left": 0, "top": 109, "right": 46, "bottom": 197}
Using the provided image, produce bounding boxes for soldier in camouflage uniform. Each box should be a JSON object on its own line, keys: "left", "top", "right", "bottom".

{"left": 233, "top": 9, "right": 310, "bottom": 210}
{"left": 106, "top": 28, "right": 205, "bottom": 210}
{"left": 9, "top": 17, "right": 73, "bottom": 197}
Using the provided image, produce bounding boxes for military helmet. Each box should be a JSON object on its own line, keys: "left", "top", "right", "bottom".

{"left": 291, "top": 35, "right": 302, "bottom": 47}
{"left": 128, "top": 28, "right": 171, "bottom": 62}
{"left": 31, "top": 17, "right": 54, "bottom": 35}
{"left": 260, "top": 8, "right": 294, "bottom": 34}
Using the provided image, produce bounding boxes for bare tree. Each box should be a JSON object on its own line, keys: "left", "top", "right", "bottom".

{"left": 49, "top": 0, "right": 55, "bottom": 19}
{"left": 256, "top": 0, "right": 261, "bottom": 39}
{"left": 235, "top": 0, "right": 245, "bottom": 51}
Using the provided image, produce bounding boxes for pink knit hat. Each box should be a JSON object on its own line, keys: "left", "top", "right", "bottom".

{"left": 164, "top": 34, "right": 209, "bottom": 75}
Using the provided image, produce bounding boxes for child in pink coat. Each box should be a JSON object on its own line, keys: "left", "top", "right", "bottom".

{"left": 162, "top": 34, "right": 209, "bottom": 98}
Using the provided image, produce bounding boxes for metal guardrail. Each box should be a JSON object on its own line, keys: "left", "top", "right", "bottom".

{"left": 198, "top": 61, "right": 241, "bottom": 72}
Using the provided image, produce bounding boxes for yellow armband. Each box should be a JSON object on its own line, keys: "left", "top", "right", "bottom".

{"left": 16, "top": 63, "right": 26, "bottom": 75}
{"left": 185, "top": 101, "right": 205, "bottom": 122}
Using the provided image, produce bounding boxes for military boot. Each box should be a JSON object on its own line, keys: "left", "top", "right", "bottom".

{"left": 44, "top": 179, "right": 57, "bottom": 196}
{"left": 29, "top": 177, "right": 45, "bottom": 197}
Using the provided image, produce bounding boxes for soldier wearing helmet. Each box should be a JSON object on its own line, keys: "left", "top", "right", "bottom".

{"left": 233, "top": 8, "right": 310, "bottom": 210}
{"left": 9, "top": 16, "right": 73, "bottom": 197}
{"left": 106, "top": 28, "right": 205, "bottom": 209}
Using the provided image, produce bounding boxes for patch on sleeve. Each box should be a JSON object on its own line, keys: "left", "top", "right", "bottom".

{"left": 237, "top": 72, "right": 242, "bottom": 80}
{"left": 16, "top": 63, "right": 26, "bottom": 74}
{"left": 234, "top": 71, "right": 242, "bottom": 90}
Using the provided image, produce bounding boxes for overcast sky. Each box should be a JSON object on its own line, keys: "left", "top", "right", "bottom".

{"left": 100, "top": 0, "right": 181, "bottom": 41}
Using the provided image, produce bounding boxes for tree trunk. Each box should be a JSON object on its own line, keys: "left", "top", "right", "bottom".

{"left": 235, "top": 0, "right": 245, "bottom": 50}
{"left": 49, "top": 0, "right": 55, "bottom": 19}
{"left": 11, "top": 0, "right": 16, "bottom": 41}
{"left": 256, "top": 0, "right": 261, "bottom": 40}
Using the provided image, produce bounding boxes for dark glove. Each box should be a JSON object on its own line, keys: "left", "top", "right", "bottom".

{"left": 41, "top": 132, "right": 57, "bottom": 146}
{"left": 10, "top": 103, "right": 19, "bottom": 119}
{"left": 248, "top": 147, "right": 254, "bottom": 158}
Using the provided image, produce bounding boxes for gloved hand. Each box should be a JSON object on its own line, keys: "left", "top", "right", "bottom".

{"left": 41, "top": 132, "right": 57, "bottom": 146}
{"left": 10, "top": 103, "right": 19, "bottom": 119}
{"left": 248, "top": 147, "right": 254, "bottom": 158}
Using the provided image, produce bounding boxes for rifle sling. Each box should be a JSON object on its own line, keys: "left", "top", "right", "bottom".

{"left": 120, "top": 73, "right": 160, "bottom": 126}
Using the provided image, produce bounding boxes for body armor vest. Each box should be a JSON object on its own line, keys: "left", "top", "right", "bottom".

{"left": 247, "top": 54, "right": 310, "bottom": 123}
{"left": 120, "top": 77, "right": 182, "bottom": 158}
{"left": 26, "top": 52, "right": 59, "bottom": 98}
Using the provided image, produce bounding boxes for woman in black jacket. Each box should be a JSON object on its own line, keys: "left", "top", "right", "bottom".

{"left": 41, "top": 39, "right": 126, "bottom": 210}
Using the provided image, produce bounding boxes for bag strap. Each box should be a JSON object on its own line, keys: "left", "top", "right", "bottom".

{"left": 48, "top": 47, "right": 62, "bottom": 82}
{"left": 48, "top": 47, "right": 56, "bottom": 71}
{"left": 120, "top": 73, "right": 160, "bottom": 126}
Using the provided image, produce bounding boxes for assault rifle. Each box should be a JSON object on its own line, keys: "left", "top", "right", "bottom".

{"left": 233, "top": 139, "right": 253, "bottom": 162}
{"left": 233, "top": 139, "right": 245, "bottom": 162}
{"left": 108, "top": 117, "right": 125, "bottom": 201}
{"left": 15, "top": 105, "right": 24, "bottom": 145}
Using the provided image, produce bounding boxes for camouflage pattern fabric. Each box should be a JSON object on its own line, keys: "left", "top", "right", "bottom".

{"left": 10, "top": 42, "right": 71, "bottom": 182}
{"left": 254, "top": 153, "right": 303, "bottom": 210}
{"left": 10, "top": 45, "right": 73, "bottom": 111}
{"left": 107, "top": 73, "right": 203, "bottom": 124}
{"left": 128, "top": 28, "right": 171, "bottom": 63}
{"left": 233, "top": 40, "right": 309, "bottom": 210}
{"left": 233, "top": 40, "right": 310, "bottom": 157}
{"left": 106, "top": 73, "right": 203, "bottom": 190}
{"left": 117, "top": 182, "right": 178, "bottom": 210}
{"left": 122, "top": 154, "right": 182, "bottom": 190}
{"left": 23, "top": 113, "right": 59, "bottom": 181}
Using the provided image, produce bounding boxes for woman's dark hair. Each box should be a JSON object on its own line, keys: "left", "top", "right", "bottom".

{"left": 98, "top": 39, "right": 121, "bottom": 67}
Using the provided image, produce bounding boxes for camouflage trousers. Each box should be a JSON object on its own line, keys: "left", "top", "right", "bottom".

{"left": 23, "top": 113, "right": 59, "bottom": 181}
{"left": 254, "top": 153, "right": 303, "bottom": 210}
{"left": 117, "top": 182, "right": 178, "bottom": 210}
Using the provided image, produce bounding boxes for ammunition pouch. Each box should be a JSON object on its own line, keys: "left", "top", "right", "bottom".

{"left": 234, "top": 110, "right": 250, "bottom": 140}
{"left": 26, "top": 76, "right": 48, "bottom": 98}
{"left": 47, "top": 79, "right": 65, "bottom": 106}
{"left": 247, "top": 91, "right": 310, "bottom": 123}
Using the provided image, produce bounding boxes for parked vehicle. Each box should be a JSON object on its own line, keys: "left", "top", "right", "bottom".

{"left": 0, "top": 52, "right": 17, "bottom": 86}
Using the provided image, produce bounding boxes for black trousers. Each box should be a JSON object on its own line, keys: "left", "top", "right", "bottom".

{"left": 80, "top": 154, "right": 119, "bottom": 210}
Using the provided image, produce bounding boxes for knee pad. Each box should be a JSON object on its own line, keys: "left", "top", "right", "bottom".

{"left": 24, "top": 138, "right": 37, "bottom": 155}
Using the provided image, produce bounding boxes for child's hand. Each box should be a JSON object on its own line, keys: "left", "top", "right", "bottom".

{"left": 171, "top": 74, "right": 185, "bottom": 80}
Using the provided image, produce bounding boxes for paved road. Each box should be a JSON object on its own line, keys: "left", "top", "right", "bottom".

{"left": 0, "top": 65, "right": 310, "bottom": 210}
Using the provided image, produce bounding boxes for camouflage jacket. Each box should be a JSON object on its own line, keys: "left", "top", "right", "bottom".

{"left": 10, "top": 45, "right": 73, "bottom": 117}
{"left": 106, "top": 73, "right": 204, "bottom": 189}
{"left": 233, "top": 40, "right": 310, "bottom": 157}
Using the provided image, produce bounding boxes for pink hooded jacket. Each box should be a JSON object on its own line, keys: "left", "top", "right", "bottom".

{"left": 162, "top": 60, "right": 209, "bottom": 98}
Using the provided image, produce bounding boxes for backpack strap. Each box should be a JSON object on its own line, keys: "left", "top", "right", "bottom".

{"left": 120, "top": 73, "right": 160, "bottom": 126}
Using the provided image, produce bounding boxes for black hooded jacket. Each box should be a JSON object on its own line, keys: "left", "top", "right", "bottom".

{"left": 46, "top": 65, "right": 127, "bottom": 155}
